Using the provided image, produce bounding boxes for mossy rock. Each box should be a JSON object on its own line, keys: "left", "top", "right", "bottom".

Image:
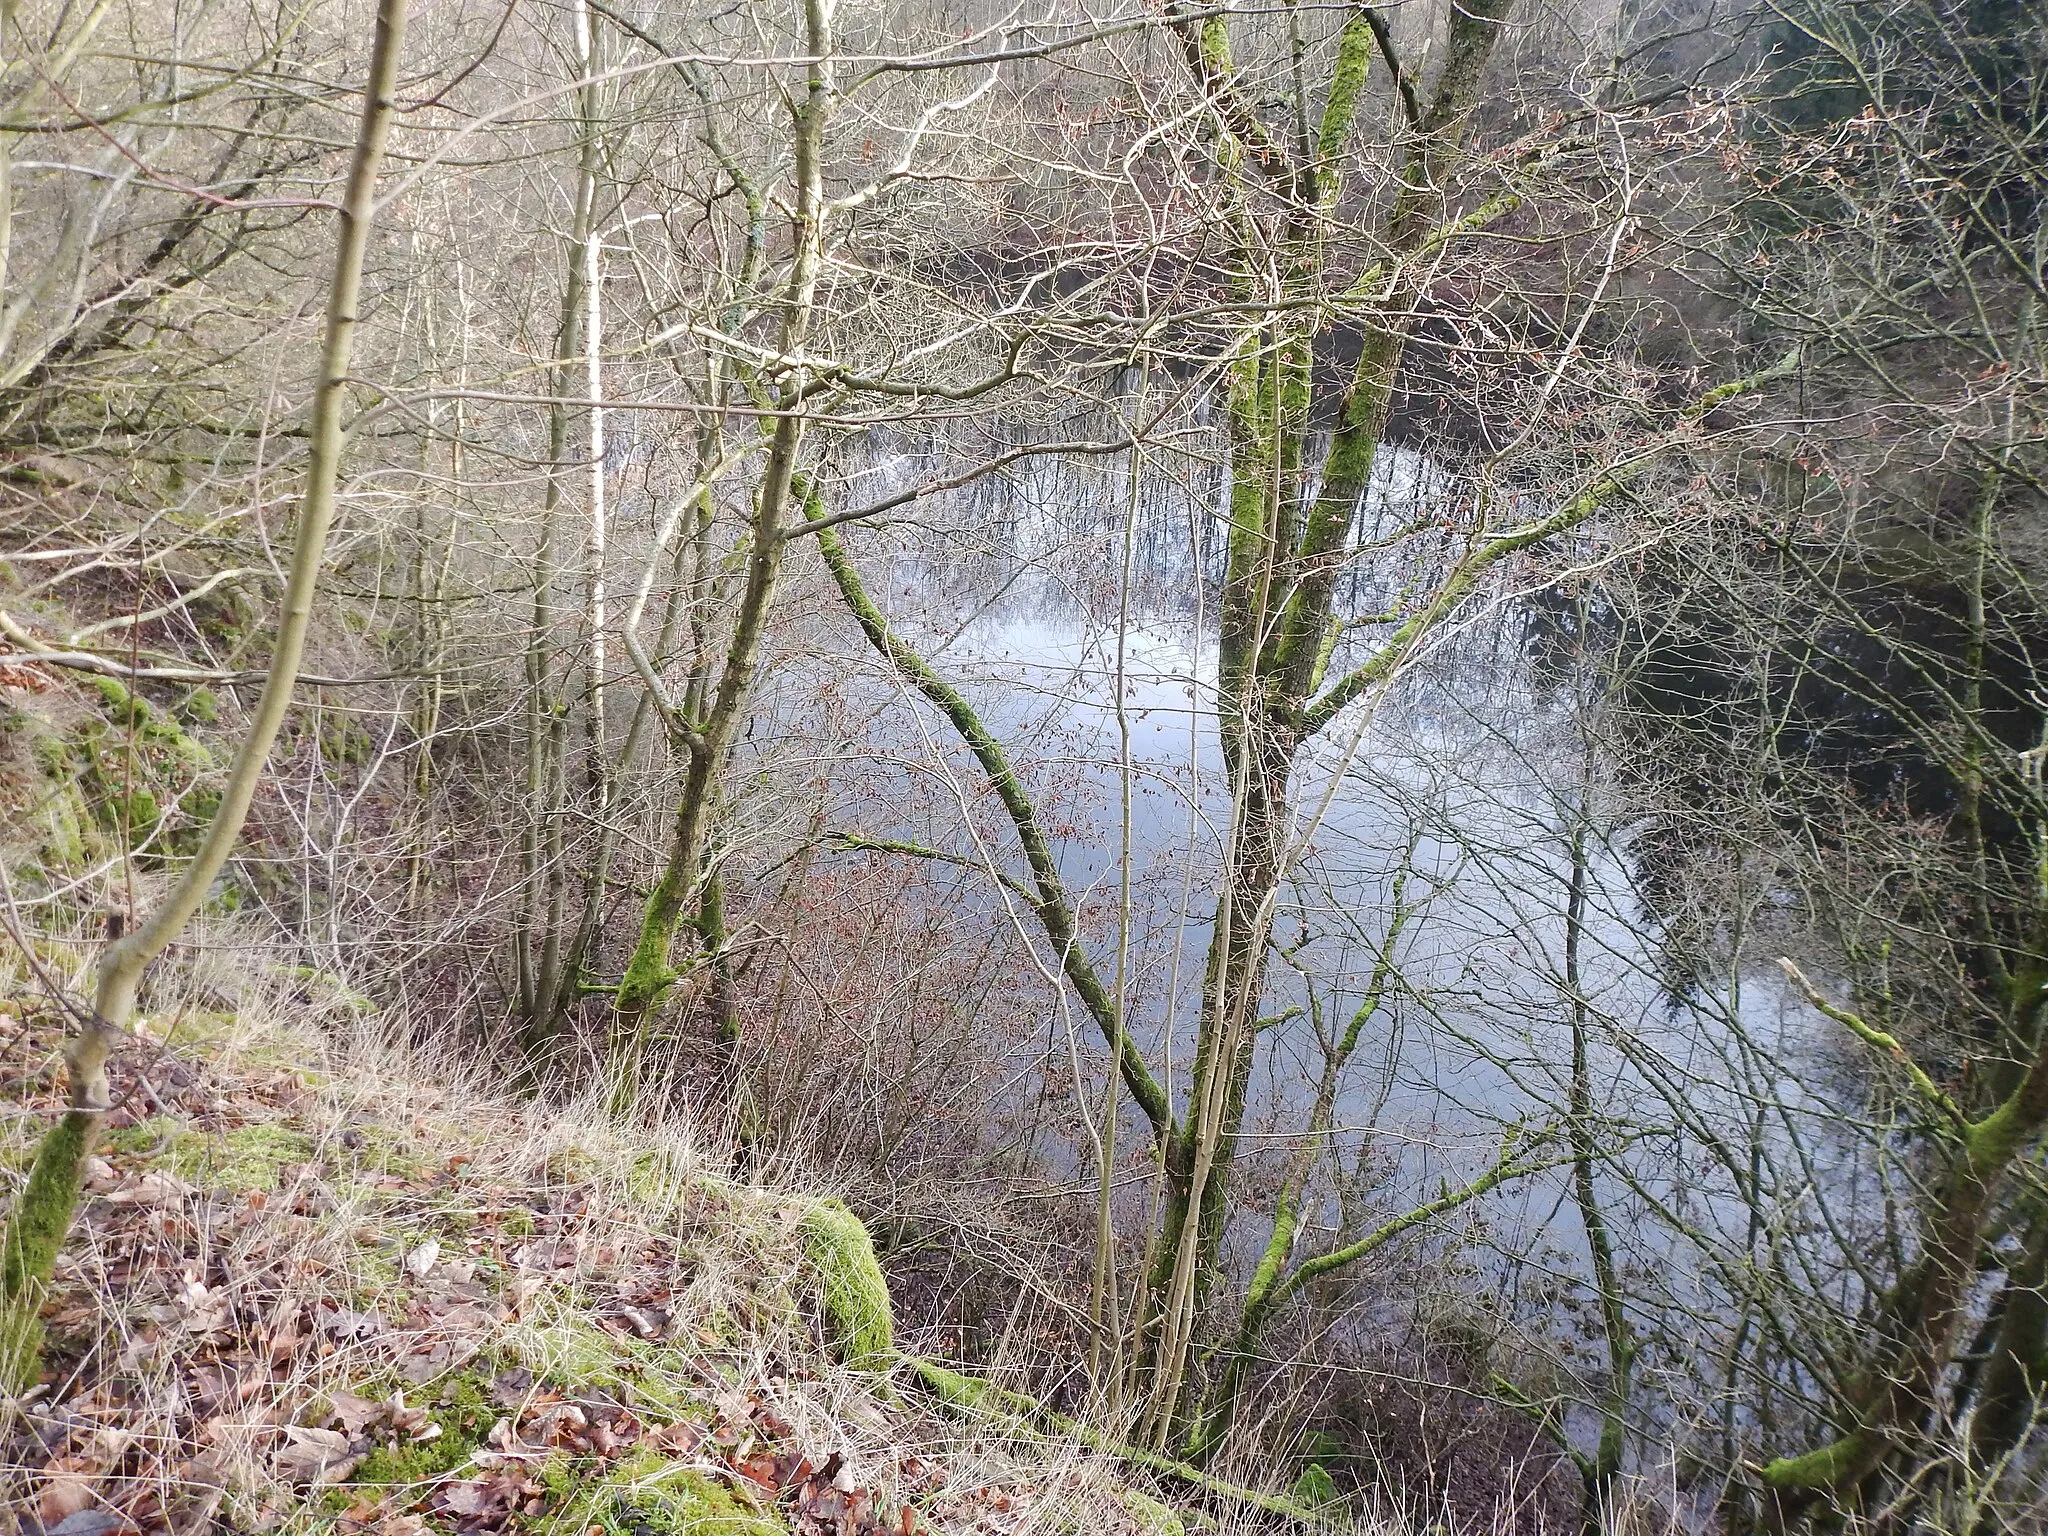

{"left": 798, "top": 1201, "right": 892, "bottom": 1369}
{"left": 86, "top": 676, "right": 212, "bottom": 768}
{"left": 555, "top": 1453, "right": 786, "bottom": 1536}
{"left": 13, "top": 729, "right": 102, "bottom": 874}
{"left": 68, "top": 676, "right": 216, "bottom": 860}
{"left": 104, "top": 1117, "right": 315, "bottom": 1193}
{"left": 29, "top": 775, "right": 95, "bottom": 871}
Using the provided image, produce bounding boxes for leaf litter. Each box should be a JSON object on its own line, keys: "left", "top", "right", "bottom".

{"left": 0, "top": 992, "right": 1185, "bottom": 1536}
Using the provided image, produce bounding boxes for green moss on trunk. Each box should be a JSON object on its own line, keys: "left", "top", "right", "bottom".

{"left": 1760, "top": 1430, "right": 1868, "bottom": 1492}
{"left": 0, "top": 1108, "right": 97, "bottom": 1389}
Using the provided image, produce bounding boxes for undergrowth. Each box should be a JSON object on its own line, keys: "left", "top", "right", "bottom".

{"left": 0, "top": 930, "right": 1222, "bottom": 1536}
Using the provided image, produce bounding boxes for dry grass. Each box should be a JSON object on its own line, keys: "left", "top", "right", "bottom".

{"left": 0, "top": 924, "right": 1205, "bottom": 1536}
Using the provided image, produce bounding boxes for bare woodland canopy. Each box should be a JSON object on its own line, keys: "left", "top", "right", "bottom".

{"left": 0, "top": 0, "right": 2045, "bottom": 1529}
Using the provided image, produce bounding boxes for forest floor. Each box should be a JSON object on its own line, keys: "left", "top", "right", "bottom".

{"left": 0, "top": 945, "right": 1203, "bottom": 1536}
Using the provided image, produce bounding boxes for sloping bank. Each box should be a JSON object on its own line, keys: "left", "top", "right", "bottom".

{"left": 0, "top": 956, "right": 1337, "bottom": 1536}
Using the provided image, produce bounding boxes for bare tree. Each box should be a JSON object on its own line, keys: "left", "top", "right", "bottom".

{"left": 0, "top": 0, "right": 407, "bottom": 1388}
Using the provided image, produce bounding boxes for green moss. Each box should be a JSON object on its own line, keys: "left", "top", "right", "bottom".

{"left": 627, "top": 1146, "right": 702, "bottom": 1210}
{"left": 34, "top": 780, "right": 93, "bottom": 870}
{"left": 910, "top": 1359, "right": 994, "bottom": 1410}
{"left": 1314, "top": 10, "right": 1375, "bottom": 166}
{"left": 89, "top": 675, "right": 149, "bottom": 729}
{"left": 0, "top": 1108, "right": 96, "bottom": 1389}
{"left": 106, "top": 1117, "right": 315, "bottom": 1193}
{"left": 354, "top": 1372, "right": 494, "bottom": 1485}
{"left": 30, "top": 732, "right": 74, "bottom": 778}
{"left": 556, "top": 1453, "right": 785, "bottom": 1536}
{"left": 318, "top": 714, "right": 372, "bottom": 764}
{"left": 537, "top": 1455, "right": 577, "bottom": 1498}
{"left": 544, "top": 1145, "right": 599, "bottom": 1184}
{"left": 1290, "top": 1464, "right": 1338, "bottom": 1509}
{"left": 282, "top": 965, "right": 376, "bottom": 1017}
{"left": 799, "top": 1201, "right": 893, "bottom": 1368}
{"left": 15, "top": 731, "right": 98, "bottom": 873}
{"left": 60, "top": 676, "right": 214, "bottom": 863}
{"left": 1760, "top": 1431, "right": 1866, "bottom": 1492}
{"left": 506, "top": 1312, "right": 629, "bottom": 1389}
{"left": 180, "top": 688, "right": 219, "bottom": 724}
{"left": 338, "top": 1120, "right": 434, "bottom": 1182}
{"left": 1965, "top": 1098, "right": 2031, "bottom": 1174}
{"left": 1120, "top": 1489, "right": 1186, "bottom": 1536}
{"left": 85, "top": 678, "right": 209, "bottom": 763}
{"left": 108, "top": 786, "right": 160, "bottom": 848}
{"left": 616, "top": 930, "right": 682, "bottom": 1019}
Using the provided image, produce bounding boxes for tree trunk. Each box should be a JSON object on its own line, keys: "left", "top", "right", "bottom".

{"left": 0, "top": 0, "right": 407, "bottom": 1387}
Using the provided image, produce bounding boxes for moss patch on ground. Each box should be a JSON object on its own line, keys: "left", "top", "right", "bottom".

{"left": 353, "top": 1372, "right": 496, "bottom": 1485}
{"left": 1121, "top": 1488, "right": 1187, "bottom": 1536}
{"left": 552, "top": 1452, "right": 786, "bottom": 1536}
{"left": 104, "top": 1116, "right": 315, "bottom": 1193}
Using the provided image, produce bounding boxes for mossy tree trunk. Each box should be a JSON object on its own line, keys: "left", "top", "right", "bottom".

{"left": 1756, "top": 461, "right": 2048, "bottom": 1522}
{"left": 606, "top": 0, "right": 837, "bottom": 1097}
{"left": 1563, "top": 815, "right": 1634, "bottom": 1527}
{"left": 1134, "top": 0, "right": 1519, "bottom": 1445}
{"left": 1182, "top": 872, "right": 1419, "bottom": 1462}
{"left": 1969, "top": 1203, "right": 2048, "bottom": 1469}
{"left": 0, "top": 0, "right": 407, "bottom": 1389}
{"left": 1759, "top": 964, "right": 2048, "bottom": 1520}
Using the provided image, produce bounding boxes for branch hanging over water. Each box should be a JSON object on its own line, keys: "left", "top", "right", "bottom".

{"left": 818, "top": 526, "right": 1178, "bottom": 1148}
{"left": 1299, "top": 348, "right": 1802, "bottom": 739}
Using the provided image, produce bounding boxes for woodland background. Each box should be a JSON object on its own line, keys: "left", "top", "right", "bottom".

{"left": 0, "top": 0, "right": 2045, "bottom": 1531}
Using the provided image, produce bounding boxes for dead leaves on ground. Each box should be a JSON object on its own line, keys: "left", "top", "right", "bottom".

{"left": 325, "top": 1371, "right": 935, "bottom": 1536}
{"left": 0, "top": 1006, "right": 1157, "bottom": 1536}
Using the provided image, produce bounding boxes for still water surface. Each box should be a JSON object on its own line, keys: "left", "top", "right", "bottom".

{"left": 822, "top": 425, "right": 1872, "bottom": 1405}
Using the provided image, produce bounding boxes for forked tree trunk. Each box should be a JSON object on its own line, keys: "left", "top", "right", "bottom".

{"left": 1136, "top": 0, "right": 1517, "bottom": 1441}
{"left": 607, "top": 0, "right": 837, "bottom": 1097}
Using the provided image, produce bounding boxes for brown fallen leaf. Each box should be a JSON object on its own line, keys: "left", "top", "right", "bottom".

{"left": 274, "top": 1425, "right": 362, "bottom": 1485}
{"left": 175, "top": 1273, "right": 231, "bottom": 1333}
{"left": 102, "top": 1169, "right": 196, "bottom": 1205}
{"left": 327, "top": 1390, "right": 383, "bottom": 1435}
{"left": 403, "top": 1239, "right": 441, "bottom": 1279}
{"left": 39, "top": 1473, "right": 95, "bottom": 1525}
